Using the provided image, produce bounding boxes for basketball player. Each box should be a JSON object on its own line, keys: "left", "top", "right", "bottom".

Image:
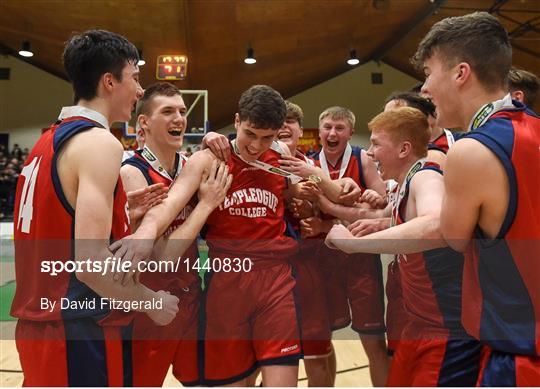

{"left": 280, "top": 106, "right": 389, "bottom": 386}
{"left": 11, "top": 30, "right": 179, "bottom": 386}
{"left": 120, "top": 82, "right": 231, "bottom": 386}
{"left": 507, "top": 68, "right": 539, "bottom": 108}
{"left": 414, "top": 11, "right": 540, "bottom": 385}
{"left": 114, "top": 85, "right": 308, "bottom": 386}
{"left": 326, "top": 107, "right": 482, "bottom": 386}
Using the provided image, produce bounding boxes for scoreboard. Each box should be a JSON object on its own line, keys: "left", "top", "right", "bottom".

{"left": 156, "top": 55, "right": 188, "bottom": 81}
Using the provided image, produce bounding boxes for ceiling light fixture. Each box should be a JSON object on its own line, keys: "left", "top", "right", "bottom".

{"left": 137, "top": 49, "right": 145, "bottom": 66}
{"left": 347, "top": 50, "right": 359, "bottom": 66}
{"left": 18, "top": 41, "right": 33, "bottom": 58}
{"left": 244, "top": 47, "right": 256, "bottom": 64}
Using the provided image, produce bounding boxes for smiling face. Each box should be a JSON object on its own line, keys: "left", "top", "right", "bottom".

{"left": 319, "top": 117, "right": 353, "bottom": 158}
{"left": 420, "top": 53, "right": 461, "bottom": 129}
{"left": 366, "top": 128, "right": 401, "bottom": 181}
{"left": 277, "top": 117, "right": 303, "bottom": 153}
{"left": 110, "top": 61, "right": 144, "bottom": 123}
{"left": 235, "top": 115, "right": 277, "bottom": 162}
{"left": 139, "top": 94, "right": 187, "bottom": 151}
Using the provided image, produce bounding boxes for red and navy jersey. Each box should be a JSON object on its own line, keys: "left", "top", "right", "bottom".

{"left": 122, "top": 150, "right": 199, "bottom": 292}
{"left": 461, "top": 103, "right": 540, "bottom": 356}
{"left": 309, "top": 145, "right": 367, "bottom": 238}
{"left": 205, "top": 143, "right": 298, "bottom": 265}
{"left": 11, "top": 117, "right": 131, "bottom": 322}
{"left": 394, "top": 162, "right": 469, "bottom": 339}
{"left": 313, "top": 145, "right": 367, "bottom": 190}
{"left": 428, "top": 129, "right": 455, "bottom": 154}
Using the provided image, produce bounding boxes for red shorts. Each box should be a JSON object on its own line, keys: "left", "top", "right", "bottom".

{"left": 132, "top": 279, "right": 201, "bottom": 386}
{"left": 290, "top": 240, "right": 332, "bottom": 358}
{"left": 387, "top": 338, "right": 482, "bottom": 386}
{"left": 15, "top": 318, "right": 130, "bottom": 386}
{"left": 319, "top": 245, "right": 385, "bottom": 334}
{"left": 386, "top": 260, "right": 408, "bottom": 354}
{"left": 201, "top": 262, "right": 301, "bottom": 385}
{"left": 477, "top": 346, "right": 540, "bottom": 386}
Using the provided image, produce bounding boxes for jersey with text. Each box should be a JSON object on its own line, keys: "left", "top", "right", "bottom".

{"left": 205, "top": 143, "right": 297, "bottom": 265}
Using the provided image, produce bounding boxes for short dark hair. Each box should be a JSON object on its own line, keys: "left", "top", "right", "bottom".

{"left": 285, "top": 101, "right": 304, "bottom": 127}
{"left": 508, "top": 68, "right": 539, "bottom": 107}
{"left": 63, "top": 29, "right": 139, "bottom": 103}
{"left": 385, "top": 91, "right": 436, "bottom": 118}
{"left": 136, "top": 82, "right": 182, "bottom": 116}
{"left": 238, "top": 85, "right": 286, "bottom": 130}
{"left": 412, "top": 12, "right": 512, "bottom": 92}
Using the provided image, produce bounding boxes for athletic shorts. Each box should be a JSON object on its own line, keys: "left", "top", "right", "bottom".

{"left": 387, "top": 338, "right": 482, "bottom": 386}
{"left": 15, "top": 317, "right": 131, "bottom": 386}
{"left": 290, "top": 240, "right": 332, "bottom": 358}
{"left": 318, "top": 245, "right": 385, "bottom": 334}
{"left": 132, "top": 278, "right": 201, "bottom": 386}
{"left": 386, "top": 260, "right": 408, "bottom": 355}
{"left": 477, "top": 346, "right": 540, "bottom": 386}
{"left": 199, "top": 262, "right": 302, "bottom": 385}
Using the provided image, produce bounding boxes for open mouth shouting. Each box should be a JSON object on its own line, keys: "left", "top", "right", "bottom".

{"left": 168, "top": 128, "right": 184, "bottom": 137}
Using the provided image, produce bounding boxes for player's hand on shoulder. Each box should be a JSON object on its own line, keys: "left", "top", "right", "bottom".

{"left": 202, "top": 132, "right": 230, "bottom": 161}
{"left": 279, "top": 155, "right": 317, "bottom": 178}
{"left": 147, "top": 290, "right": 180, "bottom": 326}
{"left": 198, "top": 160, "right": 233, "bottom": 210}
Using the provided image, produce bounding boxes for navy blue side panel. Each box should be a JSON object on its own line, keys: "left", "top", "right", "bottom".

{"left": 438, "top": 339, "right": 482, "bottom": 386}
{"left": 284, "top": 217, "right": 300, "bottom": 241}
{"left": 51, "top": 120, "right": 97, "bottom": 217}
{"left": 480, "top": 351, "right": 516, "bottom": 386}
{"left": 423, "top": 248, "right": 466, "bottom": 336}
{"left": 465, "top": 117, "right": 516, "bottom": 239}
{"left": 476, "top": 239, "right": 535, "bottom": 355}
{"left": 53, "top": 119, "right": 99, "bottom": 151}
{"left": 122, "top": 156, "right": 153, "bottom": 186}
{"left": 64, "top": 318, "right": 108, "bottom": 386}
{"left": 351, "top": 146, "right": 367, "bottom": 189}
{"left": 428, "top": 143, "right": 445, "bottom": 153}
{"left": 452, "top": 131, "right": 466, "bottom": 142}
{"left": 122, "top": 323, "right": 134, "bottom": 387}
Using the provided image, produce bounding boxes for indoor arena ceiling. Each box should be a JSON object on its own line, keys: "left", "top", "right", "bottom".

{"left": 1, "top": 0, "right": 539, "bottom": 129}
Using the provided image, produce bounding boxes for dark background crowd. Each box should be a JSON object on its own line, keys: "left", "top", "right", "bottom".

{"left": 0, "top": 144, "right": 29, "bottom": 221}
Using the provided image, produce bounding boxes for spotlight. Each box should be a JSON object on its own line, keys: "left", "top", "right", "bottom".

{"left": 347, "top": 50, "right": 359, "bottom": 66}
{"left": 137, "top": 49, "right": 145, "bottom": 66}
{"left": 244, "top": 47, "right": 256, "bottom": 64}
{"left": 18, "top": 41, "right": 33, "bottom": 58}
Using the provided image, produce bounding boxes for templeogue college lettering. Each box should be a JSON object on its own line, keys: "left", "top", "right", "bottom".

{"left": 219, "top": 188, "right": 278, "bottom": 218}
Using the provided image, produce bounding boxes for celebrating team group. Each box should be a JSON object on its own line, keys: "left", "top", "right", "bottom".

{"left": 11, "top": 10, "right": 539, "bottom": 388}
